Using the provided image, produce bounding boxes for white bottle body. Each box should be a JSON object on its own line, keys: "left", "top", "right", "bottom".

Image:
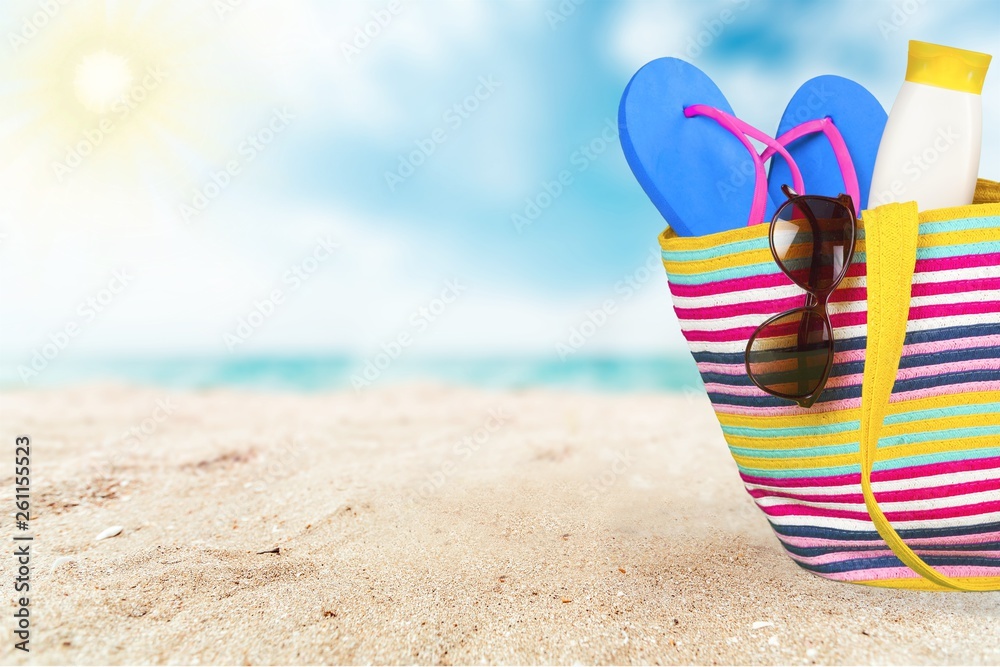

{"left": 868, "top": 81, "right": 982, "bottom": 210}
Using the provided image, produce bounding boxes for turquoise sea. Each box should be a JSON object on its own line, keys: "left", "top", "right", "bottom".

{"left": 1, "top": 355, "right": 704, "bottom": 393}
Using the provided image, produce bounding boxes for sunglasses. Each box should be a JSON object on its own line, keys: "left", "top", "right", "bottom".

{"left": 744, "top": 185, "right": 858, "bottom": 408}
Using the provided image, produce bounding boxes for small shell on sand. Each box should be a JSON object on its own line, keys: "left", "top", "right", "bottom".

{"left": 752, "top": 621, "right": 774, "bottom": 630}
{"left": 96, "top": 526, "right": 124, "bottom": 541}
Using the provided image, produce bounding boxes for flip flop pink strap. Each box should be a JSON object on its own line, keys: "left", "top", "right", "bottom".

{"left": 684, "top": 104, "right": 806, "bottom": 226}
{"left": 768, "top": 118, "right": 862, "bottom": 213}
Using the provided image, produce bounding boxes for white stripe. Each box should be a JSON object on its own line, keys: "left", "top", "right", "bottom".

{"left": 754, "top": 487, "right": 999, "bottom": 513}
{"left": 745, "top": 467, "right": 999, "bottom": 497}
{"left": 674, "top": 290, "right": 1000, "bottom": 331}
{"left": 667, "top": 264, "right": 1000, "bottom": 309}
{"left": 764, "top": 508, "right": 1000, "bottom": 531}
{"left": 684, "top": 312, "right": 1000, "bottom": 354}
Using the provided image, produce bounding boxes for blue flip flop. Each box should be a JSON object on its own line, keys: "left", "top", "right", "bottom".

{"left": 619, "top": 58, "right": 776, "bottom": 237}
{"left": 767, "top": 75, "right": 888, "bottom": 212}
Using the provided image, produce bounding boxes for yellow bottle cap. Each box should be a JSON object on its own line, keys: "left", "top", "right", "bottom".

{"left": 905, "top": 40, "right": 992, "bottom": 94}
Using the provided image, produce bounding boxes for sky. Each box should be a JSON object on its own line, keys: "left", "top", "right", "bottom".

{"left": 1, "top": 0, "right": 998, "bottom": 369}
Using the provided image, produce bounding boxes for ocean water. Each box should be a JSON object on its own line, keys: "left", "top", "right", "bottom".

{"left": 2, "top": 355, "right": 705, "bottom": 393}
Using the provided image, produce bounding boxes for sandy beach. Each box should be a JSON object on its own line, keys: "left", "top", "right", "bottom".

{"left": 2, "top": 384, "right": 998, "bottom": 665}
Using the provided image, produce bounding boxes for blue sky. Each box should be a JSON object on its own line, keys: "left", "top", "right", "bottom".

{"left": 1, "top": 0, "right": 998, "bottom": 366}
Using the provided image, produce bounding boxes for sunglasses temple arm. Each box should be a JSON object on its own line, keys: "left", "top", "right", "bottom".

{"left": 792, "top": 200, "right": 825, "bottom": 394}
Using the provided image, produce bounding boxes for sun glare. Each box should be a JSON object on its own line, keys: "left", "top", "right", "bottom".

{"left": 74, "top": 50, "right": 134, "bottom": 114}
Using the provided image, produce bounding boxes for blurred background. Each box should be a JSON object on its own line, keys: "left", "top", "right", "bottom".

{"left": 1, "top": 0, "right": 998, "bottom": 392}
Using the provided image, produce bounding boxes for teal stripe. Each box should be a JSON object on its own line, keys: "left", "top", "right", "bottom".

{"left": 664, "top": 260, "right": 780, "bottom": 285}
{"left": 664, "top": 238, "right": 1000, "bottom": 285}
{"left": 660, "top": 236, "right": 768, "bottom": 262}
{"left": 729, "top": 442, "right": 858, "bottom": 459}
{"left": 661, "top": 215, "right": 1000, "bottom": 263}
{"left": 722, "top": 403, "right": 1000, "bottom": 440}
{"left": 737, "top": 461, "right": 860, "bottom": 478}
{"left": 729, "top": 423, "right": 1000, "bottom": 461}
{"left": 915, "top": 215, "right": 1000, "bottom": 236}
{"left": 722, "top": 420, "right": 860, "bottom": 438}
{"left": 885, "top": 401, "right": 1000, "bottom": 426}
{"left": 880, "top": 424, "right": 1000, "bottom": 447}
{"left": 736, "top": 446, "right": 1000, "bottom": 479}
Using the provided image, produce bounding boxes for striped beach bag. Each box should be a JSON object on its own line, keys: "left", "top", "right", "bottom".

{"left": 660, "top": 179, "right": 1000, "bottom": 591}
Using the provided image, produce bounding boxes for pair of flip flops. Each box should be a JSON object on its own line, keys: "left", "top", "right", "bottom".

{"left": 619, "top": 58, "right": 888, "bottom": 236}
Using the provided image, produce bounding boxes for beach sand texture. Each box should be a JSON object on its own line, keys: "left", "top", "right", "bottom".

{"left": 2, "top": 384, "right": 998, "bottom": 665}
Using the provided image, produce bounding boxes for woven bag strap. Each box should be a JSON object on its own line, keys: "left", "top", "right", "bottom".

{"left": 859, "top": 201, "right": 998, "bottom": 592}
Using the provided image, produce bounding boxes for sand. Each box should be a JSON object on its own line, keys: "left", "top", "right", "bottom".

{"left": 1, "top": 383, "right": 998, "bottom": 665}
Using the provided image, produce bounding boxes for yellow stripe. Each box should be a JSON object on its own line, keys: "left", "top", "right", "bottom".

{"left": 725, "top": 410, "right": 1000, "bottom": 450}
{"left": 730, "top": 434, "right": 999, "bottom": 470}
{"left": 918, "top": 201, "right": 1000, "bottom": 223}
{"left": 662, "top": 224, "right": 1000, "bottom": 275}
{"left": 659, "top": 202, "right": 1000, "bottom": 262}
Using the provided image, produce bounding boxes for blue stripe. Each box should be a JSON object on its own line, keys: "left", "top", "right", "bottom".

{"left": 702, "top": 343, "right": 1000, "bottom": 389}
{"left": 792, "top": 553, "right": 1000, "bottom": 575}
{"left": 708, "top": 369, "right": 1000, "bottom": 408}
{"left": 781, "top": 541, "right": 1000, "bottom": 558}
{"left": 692, "top": 323, "right": 1000, "bottom": 366}
{"left": 771, "top": 519, "right": 1000, "bottom": 541}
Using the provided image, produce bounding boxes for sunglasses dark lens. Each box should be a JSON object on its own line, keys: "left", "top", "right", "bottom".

{"left": 747, "top": 308, "right": 833, "bottom": 399}
{"left": 772, "top": 197, "right": 854, "bottom": 293}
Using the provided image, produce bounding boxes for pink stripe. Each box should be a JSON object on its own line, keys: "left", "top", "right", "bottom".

{"left": 665, "top": 252, "right": 1000, "bottom": 299}
{"left": 759, "top": 499, "right": 1000, "bottom": 522}
{"left": 738, "top": 457, "right": 1000, "bottom": 489}
{"left": 712, "top": 396, "right": 863, "bottom": 417}
{"left": 674, "top": 278, "right": 1000, "bottom": 321}
{"left": 819, "top": 565, "right": 1000, "bottom": 582}
{"left": 682, "top": 301, "right": 1000, "bottom": 343}
{"left": 777, "top": 530, "right": 1000, "bottom": 550}
{"left": 792, "top": 548, "right": 1000, "bottom": 567}
{"left": 914, "top": 251, "right": 1000, "bottom": 275}
{"left": 748, "top": 477, "right": 1000, "bottom": 504}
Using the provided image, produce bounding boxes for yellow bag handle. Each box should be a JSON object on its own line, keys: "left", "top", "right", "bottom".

{"left": 859, "top": 201, "right": 999, "bottom": 592}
